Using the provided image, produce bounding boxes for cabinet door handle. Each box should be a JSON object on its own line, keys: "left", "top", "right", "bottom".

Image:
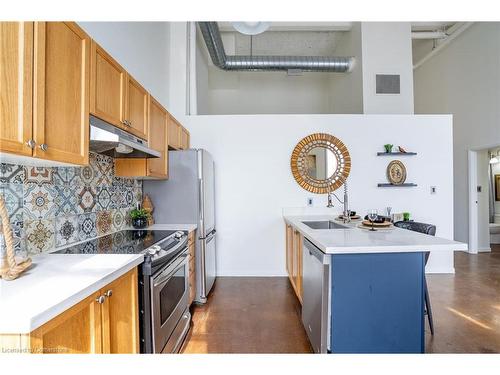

{"left": 96, "top": 295, "right": 105, "bottom": 304}
{"left": 39, "top": 143, "right": 48, "bottom": 151}
{"left": 26, "top": 139, "right": 36, "bottom": 149}
{"left": 104, "top": 289, "right": 113, "bottom": 298}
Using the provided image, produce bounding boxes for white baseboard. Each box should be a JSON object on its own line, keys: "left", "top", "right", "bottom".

{"left": 478, "top": 247, "right": 491, "bottom": 253}
{"left": 425, "top": 266, "right": 455, "bottom": 274}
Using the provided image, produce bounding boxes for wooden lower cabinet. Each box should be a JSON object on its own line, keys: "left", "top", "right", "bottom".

{"left": 285, "top": 224, "right": 303, "bottom": 304}
{"left": 188, "top": 230, "right": 196, "bottom": 305}
{"left": 1, "top": 268, "right": 139, "bottom": 354}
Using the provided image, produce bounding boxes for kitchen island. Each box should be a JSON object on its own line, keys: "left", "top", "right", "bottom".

{"left": 283, "top": 214, "right": 467, "bottom": 354}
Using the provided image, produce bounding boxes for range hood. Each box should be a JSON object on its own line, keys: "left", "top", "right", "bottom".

{"left": 89, "top": 115, "right": 160, "bottom": 158}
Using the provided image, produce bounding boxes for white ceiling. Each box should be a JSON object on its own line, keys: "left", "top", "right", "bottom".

{"left": 216, "top": 22, "right": 456, "bottom": 56}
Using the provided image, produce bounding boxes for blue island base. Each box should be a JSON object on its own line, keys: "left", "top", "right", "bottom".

{"left": 330, "top": 252, "right": 425, "bottom": 353}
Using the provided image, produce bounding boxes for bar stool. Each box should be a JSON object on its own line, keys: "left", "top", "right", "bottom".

{"left": 394, "top": 221, "right": 436, "bottom": 335}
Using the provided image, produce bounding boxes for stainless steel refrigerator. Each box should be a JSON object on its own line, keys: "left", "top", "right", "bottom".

{"left": 143, "top": 149, "right": 216, "bottom": 303}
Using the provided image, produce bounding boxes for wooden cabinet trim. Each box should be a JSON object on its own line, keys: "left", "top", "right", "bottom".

{"left": 0, "top": 22, "right": 33, "bottom": 156}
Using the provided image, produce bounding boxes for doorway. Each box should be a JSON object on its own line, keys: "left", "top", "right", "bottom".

{"left": 468, "top": 146, "right": 500, "bottom": 253}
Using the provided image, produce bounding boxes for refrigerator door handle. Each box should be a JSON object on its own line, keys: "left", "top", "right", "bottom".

{"left": 199, "top": 229, "right": 216, "bottom": 241}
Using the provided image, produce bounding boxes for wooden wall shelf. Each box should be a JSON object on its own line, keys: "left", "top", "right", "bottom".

{"left": 377, "top": 152, "right": 417, "bottom": 156}
{"left": 377, "top": 183, "right": 418, "bottom": 187}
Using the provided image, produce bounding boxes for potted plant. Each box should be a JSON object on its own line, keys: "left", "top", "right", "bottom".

{"left": 384, "top": 144, "right": 393, "bottom": 153}
{"left": 130, "top": 208, "right": 150, "bottom": 229}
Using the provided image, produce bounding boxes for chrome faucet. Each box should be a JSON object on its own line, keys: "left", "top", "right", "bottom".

{"left": 326, "top": 181, "right": 350, "bottom": 223}
{"left": 327, "top": 184, "right": 335, "bottom": 208}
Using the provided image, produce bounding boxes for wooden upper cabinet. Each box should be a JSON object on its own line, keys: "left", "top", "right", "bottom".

{"left": 90, "top": 41, "right": 126, "bottom": 129}
{"left": 146, "top": 97, "right": 168, "bottom": 178}
{"left": 168, "top": 115, "right": 181, "bottom": 150}
{"left": 0, "top": 22, "right": 33, "bottom": 156}
{"left": 125, "top": 75, "right": 148, "bottom": 140}
{"left": 32, "top": 22, "right": 90, "bottom": 165}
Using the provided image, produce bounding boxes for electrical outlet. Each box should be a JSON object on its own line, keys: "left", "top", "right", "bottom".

{"left": 430, "top": 186, "right": 437, "bottom": 194}
{"left": 307, "top": 197, "right": 314, "bottom": 207}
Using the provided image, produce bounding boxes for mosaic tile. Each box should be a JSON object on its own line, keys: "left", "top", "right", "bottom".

{"left": 3, "top": 152, "right": 141, "bottom": 253}
{"left": 23, "top": 182, "right": 56, "bottom": 220}
{"left": 98, "top": 234, "right": 113, "bottom": 252}
{"left": 55, "top": 214, "right": 79, "bottom": 247}
{"left": 25, "top": 219, "right": 55, "bottom": 254}
{"left": 80, "top": 163, "right": 95, "bottom": 185}
{"left": 24, "top": 166, "right": 53, "bottom": 184}
{"left": 94, "top": 154, "right": 114, "bottom": 186}
{"left": 0, "top": 183, "right": 24, "bottom": 222}
{"left": 8, "top": 220, "right": 25, "bottom": 256}
{"left": 122, "top": 208, "right": 132, "bottom": 227}
{"left": 111, "top": 209, "right": 125, "bottom": 231}
{"left": 124, "top": 188, "right": 135, "bottom": 207}
{"left": 53, "top": 167, "right": 82, "bottom": 186}
{"left": 77, "top": 185, "right": 97, "bottom": 213}
{"left": 96, "top": 210, "right": 112, "bottom": 235}
{"left": 133, "top": 187, "right": 142, "bottom": 204}
{"left": 54, "top": 185, "right": 79, "bottom": 215}
{"left": 0, "top": 163, "right": 25, "bottom": 184}
{"left": 78, "top": 213, "right": 97, "bottom": 241}
{"left": 96, "top": 186, "right": 112, "bottom": 211}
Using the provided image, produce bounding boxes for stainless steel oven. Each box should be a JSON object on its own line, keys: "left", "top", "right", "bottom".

{"left": 138, "top": 230, "right": 191, "bottom": 354}
{"left": 150, "top": 247, "right": 190, "bottom": 353}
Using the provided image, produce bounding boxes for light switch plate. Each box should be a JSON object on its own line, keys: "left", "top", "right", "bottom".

{"left": 307, "top": 197, "right": 314, "bottom": 207}
{"left": 430, "top": 186, "right": 437, "bottom": 194}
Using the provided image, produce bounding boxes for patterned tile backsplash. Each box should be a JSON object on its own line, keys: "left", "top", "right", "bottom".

{"left": 0, "top": 152, "right": 142, "bottom": 256}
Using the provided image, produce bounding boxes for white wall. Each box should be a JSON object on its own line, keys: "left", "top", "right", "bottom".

{"left": 78, "top": 22, "right": 170, "bottom": 108}
{"left": 414, "top": 23, "right": 500, "bottom": 244}
{"left": 186, "top": 114, "right": 455, "bottom": 276}
{"left": 477, "top": 150, "right": 491, "bottom": 251}
{"left": 361, "top": 23, "right": 414, "bottom": 114}
{"left": 328, "top": 22, "right": 363, "bottom": 114}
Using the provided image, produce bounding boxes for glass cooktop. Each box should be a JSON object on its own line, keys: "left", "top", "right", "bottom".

{"left": 52, "top": 230, "right": 176, "bottom": 255}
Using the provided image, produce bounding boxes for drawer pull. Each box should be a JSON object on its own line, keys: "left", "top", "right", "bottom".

{"left": 39, "top": 143, "right": 48, "bottom": 151}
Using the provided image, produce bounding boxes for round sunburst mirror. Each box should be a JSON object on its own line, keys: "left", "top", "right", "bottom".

{"left": 290, "top": 133, "right": 351, "bottom": 194}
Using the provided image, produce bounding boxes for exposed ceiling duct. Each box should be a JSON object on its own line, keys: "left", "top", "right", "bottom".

{"left": 197, "top": 22, "right": 354, "bottom": 73}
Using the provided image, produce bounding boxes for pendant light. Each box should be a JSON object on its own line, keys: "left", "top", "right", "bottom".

{"left": 231, "top": 22, "right": 270, "bottom": 35}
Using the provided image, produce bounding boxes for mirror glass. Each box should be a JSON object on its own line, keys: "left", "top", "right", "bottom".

{"left": 305, "top": 147, "right": 338, "bottom": 180}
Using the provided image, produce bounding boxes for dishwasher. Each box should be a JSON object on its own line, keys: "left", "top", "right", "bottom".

{"left": 302, "top": 238, "right": 331, "bottom": 354}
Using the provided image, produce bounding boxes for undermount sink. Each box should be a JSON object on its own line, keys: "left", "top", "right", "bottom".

{"left": 302, "top": 221, "right": 349, "bottom": 230}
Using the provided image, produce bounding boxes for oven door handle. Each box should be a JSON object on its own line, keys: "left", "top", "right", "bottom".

{"left": 153, "top": 254, "right": 188, "bottom": 288}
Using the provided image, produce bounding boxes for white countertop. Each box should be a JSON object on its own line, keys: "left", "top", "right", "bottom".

{"left": 284, "top": 214, "right": 468, "bottom": 254}
{"left": 0, "top": 253, "right": 143, "bottom": 334}
{"left": 148, "top": 223, "right": 197, "bottom": 232}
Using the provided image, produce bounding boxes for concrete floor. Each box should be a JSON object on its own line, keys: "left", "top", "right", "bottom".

{"left": 182, "top": 245, "right": 500, "bottom": 354}
{"left": 425, "top": 244, "right": 500, "bottom": 353}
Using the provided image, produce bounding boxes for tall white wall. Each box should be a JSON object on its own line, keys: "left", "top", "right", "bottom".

{"left": 168, "top": 22, "right": 189, "bottom": 117}
{"left": 414, "top": 22, "right": 500, "bottom": 244}
{"left": 361, "top": 22, "right": 414, "bottom": 114}
{"left": 78, "top": 22, "right": 170, "bottom": 108}
{"left": 186, "top": 114, "right": 455, "bottom": 276}
{"left": 328, "top": 22, "right": 363, "bottom": 114}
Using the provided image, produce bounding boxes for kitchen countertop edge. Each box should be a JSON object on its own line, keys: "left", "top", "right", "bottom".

{"left": 284, "top": 214, "right": 468, "bottom": 254}
{"left": 0, "top": 254, "right": 144, "bottom": 334}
